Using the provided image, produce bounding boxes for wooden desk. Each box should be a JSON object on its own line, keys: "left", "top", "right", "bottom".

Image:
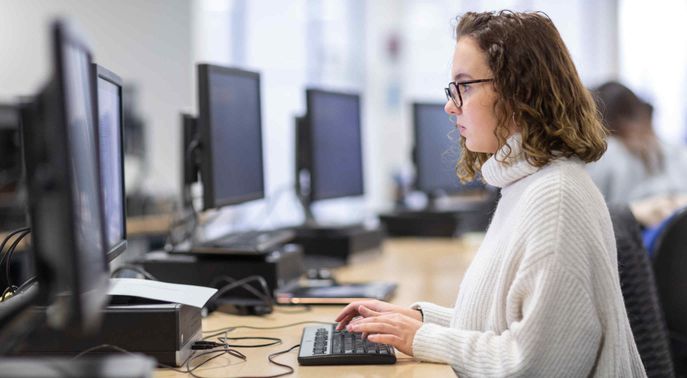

{"left": 155, "top": 237, "right": 480, "bottom": 377}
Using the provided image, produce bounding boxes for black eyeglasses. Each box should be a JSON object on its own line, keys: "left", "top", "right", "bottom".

{"left": 444, "top": 78, "right": 494, "bottom": 108}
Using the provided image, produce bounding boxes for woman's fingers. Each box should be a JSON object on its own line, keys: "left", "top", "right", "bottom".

{"left": 358, "top": 305, "right": 382, "bottom": 317}
{"left": 335, "top": 302, "right": 363, "bottom": 321}
{"left": 336, "top": 314, "right": 358, "bottom": 330}
{"left": 367, "top": 333, "right": 402, "bottom": 346}
{"left": 349, "top": 320, "right": 399, "bottom": 336}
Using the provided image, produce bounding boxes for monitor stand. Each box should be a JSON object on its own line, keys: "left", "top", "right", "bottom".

{"left": 379, "top": 190, "right": 499, "bottom": 237}
{"left": 290, "top": 197, "right": 385, "bottom": 267}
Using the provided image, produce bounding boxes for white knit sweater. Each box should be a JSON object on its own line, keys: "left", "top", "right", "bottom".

{"left": 412, "top": 134, "right": 646, "bottom": 377}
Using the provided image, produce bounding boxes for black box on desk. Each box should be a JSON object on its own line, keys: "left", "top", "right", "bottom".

{"left": 139, "top": 243, "right": 304, "bottom": 301}
{"left": 380, "top": 206, "right": 494, "bottom": 237}
{"left": 290, "top": 224, "right": 385, "bottom": 267}
{"left": 17, "top": 302, "right": 201, "bottom": 367}
{"left": 379, "top": 210, "right": 464, "bottom": 237}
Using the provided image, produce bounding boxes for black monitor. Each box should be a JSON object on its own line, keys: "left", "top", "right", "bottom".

{"left": 19, "top": 20, "right": 109, "bottom": 333}
{"left": 412, "top": 102, "right": 484, "bottom": 196}
{"left": 299, "top": 89, "right": 364, "bottom": 202}
{"left": 94, "top": 65, "right": 127, "bottom": 262}
{"left": 197, "top": 64, "right": 264, "bottom": 210}
{"left": 0, "top": 104, "right": 26, "bottom": 230}
{"left": 0, "top": 104, "right": 22, "bottom": 192}
{"left": 181, "top": 114, "right": 199, "bottom": 187}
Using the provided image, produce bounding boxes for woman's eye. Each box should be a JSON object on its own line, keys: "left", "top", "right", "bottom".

{"left": 459, "top": 84, "right": 470, "bottom": 93}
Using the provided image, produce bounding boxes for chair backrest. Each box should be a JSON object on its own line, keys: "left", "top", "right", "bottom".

{"left": 609, "top": 205, "right": 674, "bottom": 377}
{"left": 653, "top": 207, "right": 687, "bottom": 341}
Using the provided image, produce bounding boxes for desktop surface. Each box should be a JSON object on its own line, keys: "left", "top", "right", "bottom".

{"left": 153, "top": 237, "right": 479, "bottom": 377}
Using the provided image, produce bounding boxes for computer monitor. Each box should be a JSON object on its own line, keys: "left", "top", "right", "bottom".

{"left": 299, "top": 89, "right": 364, "bottom": 202}
{"left": 20, "top": 20, "right": 109, "bottom": 332}
{"left": 197, "top": 64, "right": 264, "bottom": 210}
{"left": 0, "top": 104, "right": 26, "bottom": 230}
{"left": 94, "top": 64, "right": 127, "bottom": 262}
{"left": 0, "top": 104, "right": 21, "bottom": 192}
{"left": 412, "top": 102, "right": 484, "bottom": 196}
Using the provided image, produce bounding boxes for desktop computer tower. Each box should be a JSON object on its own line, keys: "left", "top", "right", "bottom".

{"left": 138, "top": 243, "right": 305, "bottom": 313}
{"left": 16, "top": 302, "right": 201, "bottom": 367}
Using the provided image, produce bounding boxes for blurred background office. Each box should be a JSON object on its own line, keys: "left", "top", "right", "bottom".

{"left": 0, "top": 0, "right": 686, "bottom": 229}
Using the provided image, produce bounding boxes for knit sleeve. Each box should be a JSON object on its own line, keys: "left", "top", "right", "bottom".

{"left": 412, "top": 262, "right": 602, "bottom": 376}
{"left": 410, "top": 302, "right": 453, "bottom": 327}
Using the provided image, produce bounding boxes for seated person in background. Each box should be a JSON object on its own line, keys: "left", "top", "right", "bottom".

{"left": 587, "top": 81, "right": 687, "bottom": 227}
{"left": 336, "top": 11, "right": 644, "bottom": 377}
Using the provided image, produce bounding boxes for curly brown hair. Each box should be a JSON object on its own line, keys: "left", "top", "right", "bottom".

{"left": 453, "top": 11, "right": 607, "bottom": 182}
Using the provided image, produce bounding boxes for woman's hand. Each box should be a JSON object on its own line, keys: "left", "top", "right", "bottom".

{"left": 347, "top": 310, "right": 423, "bottom": 356}
{"left": 335, "top": 300, "right": 422, "bottom": 331}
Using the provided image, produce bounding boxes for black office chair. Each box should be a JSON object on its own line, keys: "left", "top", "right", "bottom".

{"left": 609, "top": 205, "right": 674, "bottom": 377}
{"left": 652, "top": 206, "right": 687, "bottom": 376}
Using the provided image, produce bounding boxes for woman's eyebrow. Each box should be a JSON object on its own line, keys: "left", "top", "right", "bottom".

{"left": 453, "top": 72, "right": 473, "bottom": 81}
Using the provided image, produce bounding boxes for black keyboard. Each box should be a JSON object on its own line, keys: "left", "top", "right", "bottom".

{"left": 298, "top": 324, "right": 396, "bottom": 365}
{"left": 192, "top": 229, "right": 295, "bottom": 254}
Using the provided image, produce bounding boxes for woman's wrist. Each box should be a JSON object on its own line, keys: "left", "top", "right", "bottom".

{"left": 408, "top": 306, "right": 424, "bottom": 321}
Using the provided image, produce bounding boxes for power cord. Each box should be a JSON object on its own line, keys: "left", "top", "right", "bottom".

{"left": 110, "top": 264, "right": 159, "bottom": 281}
{"left": 4, "top": 229, "right": 31, "bottom": 292}
{"left": 72, "top": 341, "right": 301, "bottom": 378}
{"left": 209, "top": 275, "right": 311, "bottom": 315}
{"left": 203, "top": 320, "right": 334, "bottom": 339}
{"left": 0, "top": 227, "right": 31, "bottom": 297}
{"left": 210, "top": 275, "right": 273, "bottom": 308}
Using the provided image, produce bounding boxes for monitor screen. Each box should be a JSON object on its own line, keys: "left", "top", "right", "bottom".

{"left": 198, "top": 64, "right": 264, "bottom": 210}
{"left": 96, "top": 66, "right": 126, "bottom": 261}
{"left": 413, "top": 102, "right": 484, "bottom": 194}
{"left": 21, "top": 20, "right": 109, "bottom": 332}
{"left": 0, "top": 104, "right": 21, "bottom": 191}
{"left": 307, "top": 89, "right": 364, "bottom": 201}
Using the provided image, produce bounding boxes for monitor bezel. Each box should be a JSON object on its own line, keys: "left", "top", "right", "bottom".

{"left": 26, "top": 20, "right": 110, "bottom": 330}
{"left": 94, "top": 64, "right": 127, "bottom": 262}
{"left": 412, "top": 101, "right": 485, "bottom": 195}
{"left": 197, "top": 63, "right": 265, "bottom": 210}
{"left": 304, "top": 88, "right": 365, "bottom": 202}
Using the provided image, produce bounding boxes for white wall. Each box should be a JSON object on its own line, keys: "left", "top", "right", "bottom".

{"left": 618, "top": 0, "right": 687, "bottom": 142}
{"left": 0, "top": 0, "right": 623, "bottom": 228}
{"left": 0, "top": 0, "right": 193, "bottom": 196}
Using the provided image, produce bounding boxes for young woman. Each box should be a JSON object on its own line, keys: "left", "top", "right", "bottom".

{"left": 588, "top": 81, "right": 687, "bottom": 206}
{"left": 336, "top": 11, "right": 645, "bottom": 376}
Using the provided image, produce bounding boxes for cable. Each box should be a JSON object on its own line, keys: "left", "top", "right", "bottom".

{"left": 1, "top": 285, "right": 15, "bottom": 302}
{"left": 209, "top": 275, "right": 273, "bottom": 310}
{"left": 185, "top": 348, "right": 247, "bottom": 378}
{"left": 71, "top": 343, "right": 247, "bottom": 375}
{"left": 12, "top": 276, "right": 37, "bottom": 295}
{"left": 263, "top": 344, "right": 301, "bottom": 378}
{"left": 0, "top": 227, "right": 30, "bottom": 269}
{"left": 3, "top": 229, "right": 30, "bottom": 293}
{"left": 217, "top": 336, "right": 282, "bottom": 348}
{"left": 203, "top": 320, "right": 334, "bottom": 339}
{"left": 183, "top": 344, "right": 300, "bottom": 378}
{"left": 110, "top": 265, "right": 159, "bottom": 281}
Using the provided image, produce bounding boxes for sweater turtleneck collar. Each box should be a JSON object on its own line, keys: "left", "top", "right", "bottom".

{"left": 481, "top": 133, "right": 540, "bottom": 188}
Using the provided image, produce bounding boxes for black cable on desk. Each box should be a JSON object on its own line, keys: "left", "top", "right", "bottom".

{"left": 2, "top": 229, "right": 31, "bottom": 295}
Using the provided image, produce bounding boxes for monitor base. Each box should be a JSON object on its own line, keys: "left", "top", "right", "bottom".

{"left": 290, "top": 223, "right": 385, "bottom": 267}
